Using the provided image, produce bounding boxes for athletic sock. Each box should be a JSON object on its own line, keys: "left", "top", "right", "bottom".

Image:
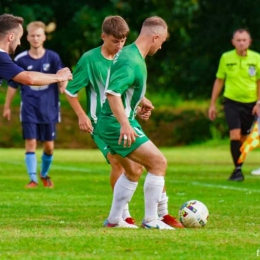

{"left": 158, "top": 191, "right": 169, "bottom": 217}
{"left": 40, "top": 153, "right": 53, "bottom": 178}
{"left": 122, "top": 203, "right": 131, "bottom": 220}
{"left": 144, "top": 172, "right": 165, "bottom": 222}
{"left": 108, "top": 174, "right": 138, "bottom": 224}
{"left": 230, "top": 140, "right": 243, "bottom": 170}
{"left": 25, "top": 152, "right": 37, "bottom": 183}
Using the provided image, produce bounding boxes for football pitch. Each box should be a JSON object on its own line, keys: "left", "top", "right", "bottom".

{"left": 0, "top": 142, "right": 259, "bottom": 260}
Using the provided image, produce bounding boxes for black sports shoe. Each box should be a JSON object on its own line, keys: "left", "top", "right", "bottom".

{"left": 228, "top": 169, "right": 244, "bottom": 182}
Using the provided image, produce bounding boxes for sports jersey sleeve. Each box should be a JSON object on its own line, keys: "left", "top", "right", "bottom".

{"left": 216, "top": 55, "right": 226, "bottom": 79}
{"left": 0, "top": 52, "right": 24, "bottom": 81}
{"left": 53, "top": 52, "right": 63, "bottom": 71}
{"left": 66, "top": 56, "right": 90, "bottom": 96}
{"left": 8, "top": 79, "right": 20, "bottom": 89}
{"left": 106, "top": 64, "right": 134, "bottom": 96}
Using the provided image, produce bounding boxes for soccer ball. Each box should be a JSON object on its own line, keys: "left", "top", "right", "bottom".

{"left": 179, "top": 200, "right": 209, "bottom": 228}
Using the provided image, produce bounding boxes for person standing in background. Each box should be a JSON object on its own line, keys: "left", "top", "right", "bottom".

{"left": 3, "top": 21, "right": 65, "bottom": 188}
{"left": 208, "top": 28, "right": 260, "bottom": 181}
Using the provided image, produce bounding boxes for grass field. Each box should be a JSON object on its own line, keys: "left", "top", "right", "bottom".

{"left": 0, "top": 142, "right": 259, "bottom": 260}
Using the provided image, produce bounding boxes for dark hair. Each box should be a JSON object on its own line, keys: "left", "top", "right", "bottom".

{"left": 102, "top": 16, "right": 129, "bottom": 39}
{"left": 233, "top": 28, "right": 251, "bottom": 38}
{"left": 0, "top": 13, "right": 23, "bottom": 37}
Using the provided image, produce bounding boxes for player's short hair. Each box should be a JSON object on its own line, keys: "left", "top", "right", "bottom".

{"left": 27, "top": 21, "right": 46, "bottom": 32}
{"left": 141, "top": 16, "right": 168, "bottom": 35}
{"left": 233, "top": 28, "right": 251, "bottom": 38}
{"left": 0, "top": 13, "right": 23, "bottom": 38}
{"left": 102, "top": 16, "right": 129, "bottom": 39}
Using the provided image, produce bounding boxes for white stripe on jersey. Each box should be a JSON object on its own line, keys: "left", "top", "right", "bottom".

{"left": 14, "top": 51, "right": 28, "bottom": 62}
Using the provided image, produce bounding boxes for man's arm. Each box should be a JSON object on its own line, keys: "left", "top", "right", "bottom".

{"left": 65, "top": 92, "right": 93, "bottom": 133}
{"left": 12, "top": 67, "right": 72, "bottom": 86}
{"left": 107, "top": 94, "right": 138, "bottom": 147}
{"left": 3, "top": 86, "right": 17, "bottom": 120}
{"left": 208, "top": 78, "right": 224, "bottom": 121}
{"left": 252, "top": 79, "right": 260, "bottom": 116}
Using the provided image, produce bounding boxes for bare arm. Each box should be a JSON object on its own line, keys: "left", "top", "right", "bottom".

{"left": 12, "top": 67, "right": 72, "bottom": 86}
{"left": 252, "top": 79, "right": 260, "bottom": 116}
{"left": 3, "top": 86, "right": 17, "bottom": 120}
{"left": 107, "top": 94, "right": 138, "bottom": 147}
{"left": 65, "top": 92, "right": 93, "bottom": 133}
{"left": 208, "top": 78, "right": 224, "bottom": 121}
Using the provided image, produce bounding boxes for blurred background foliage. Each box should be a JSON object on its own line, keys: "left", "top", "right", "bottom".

{"left": 2, "top": 0, "right": 260, "bottom": 100}
{"left": 0, "top": 0, "right": 258, "bottom": 147}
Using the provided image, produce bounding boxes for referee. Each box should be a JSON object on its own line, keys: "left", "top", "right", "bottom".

{"left": 208, "top": 28, "right": 260, "bottom": 181}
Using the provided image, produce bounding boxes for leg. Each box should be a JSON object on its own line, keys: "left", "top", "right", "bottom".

{"left": 39, "top": 141, "right": 54, "bottom": 188}
{"left": 41, "top": 140, "right": 54, "bottom": 177}
{"left": 105, "top": 156, "right": 143, "bottom": 227}
{"left": 107, "top": 153, "right": 140, "bottom": 222}
{"left": 39, "top": 123, "right": 56, "bottom": 188}
{"left": 25, "top": 138, "right": 38, "bottom": 188}
{"left": 126, "top": 141, "right": 173, "bottom": 229}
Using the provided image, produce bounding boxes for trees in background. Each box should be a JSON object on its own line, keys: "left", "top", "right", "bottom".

{"left": 1, "top": 0, "right": 260, "bottom": 100}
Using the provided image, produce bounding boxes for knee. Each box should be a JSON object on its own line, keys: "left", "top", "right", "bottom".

{"left": 44, "top": 146, "right": 54, "bottom": 155}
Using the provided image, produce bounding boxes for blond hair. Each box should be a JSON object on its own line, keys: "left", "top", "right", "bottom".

{"left": 141, "top": 16, "right": 168, "bottom": 35}
{"left": 27, "top": 21, "right": 46, "bottom": 32}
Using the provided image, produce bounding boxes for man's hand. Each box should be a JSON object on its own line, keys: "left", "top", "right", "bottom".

{"left": 118, "top": 123, "right": 138, "bottom": 148}
{"left": 208, "top": 105, "right": 217, "bottom": 121}
{"left": 137, "top": 106, "right": 151, "bottom": 121}
{"left": 57, "top": 67, "right": 73, "bottom": 82}
{"left": 140, "top": 96, "right": 154, "bottom": 111}
{"left": 78, "top": 113, "right": 93, "bottom": 133}
{"left": 3, "top": 106, "right": 11, "bottom": 120}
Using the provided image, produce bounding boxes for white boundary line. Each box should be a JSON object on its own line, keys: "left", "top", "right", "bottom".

{"left": 172, "top": 180, "right": 260, "bottom": 193}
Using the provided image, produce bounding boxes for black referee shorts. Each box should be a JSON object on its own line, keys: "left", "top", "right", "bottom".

{"left": 223, "top": 98, "right": 256, "bottom": 135}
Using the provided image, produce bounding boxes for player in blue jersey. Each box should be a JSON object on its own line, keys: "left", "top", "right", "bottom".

{"left": 0, "top": 14, "right": 72, "bottom": 89}
{"left": 3, "top": 21, "right": 65, "bottom": 188}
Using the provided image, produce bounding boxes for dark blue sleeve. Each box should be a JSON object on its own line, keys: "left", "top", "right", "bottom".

{"left": 0, "top": 52, "right": 24, "bottom": 81}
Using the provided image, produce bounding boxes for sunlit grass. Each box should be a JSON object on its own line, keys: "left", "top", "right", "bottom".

{"left": 0, "top": 143, "right": 259, "bottom": 259}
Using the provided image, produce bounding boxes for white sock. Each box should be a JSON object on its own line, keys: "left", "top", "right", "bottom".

{"left": 158, "top": 192, "right": 169, "bottom": 217}
{"left": 122, "top": 203, "right": 131, "bottom": 220}
{"left": 144, "top": 172, "right": 165, "bottom": 222}
{"left": 108, "top": 174, "right": 138, "bottom": 224}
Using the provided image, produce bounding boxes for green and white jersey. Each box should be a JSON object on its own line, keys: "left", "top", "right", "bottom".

{"left": 216, "top": 49, "right": 260, "bottom": 103}
{"left": 65, "top": 46, "right": 112, "bottom": 123}
{"left": 101, "top": 43, "right": 147, "bottom": 119}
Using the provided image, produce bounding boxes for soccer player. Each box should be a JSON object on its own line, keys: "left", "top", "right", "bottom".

{"left": 97, "top": 16, "right": 179, "bottom": 229}
{"left": 3, "top": 21, "right": 65, "bottom": 188}
{"left": 65, "top": 16, "right": 183, "bottom": 228}
{"left": 208, "top": 28, "right": 260, "bottom": 181}
{"left": 0, "top": 14, "right": 72, "bottom": 89}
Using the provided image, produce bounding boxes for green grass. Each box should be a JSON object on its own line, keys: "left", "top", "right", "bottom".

{"left": 0, "top": 143, "right": 260, "bottom": 259}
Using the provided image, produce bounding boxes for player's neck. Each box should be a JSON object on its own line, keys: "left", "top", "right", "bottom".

{"left": 28, "top": 46, "right": 45, "bottom": 59}
{"left": 134, "top": 36, "right": 149, "bottom": 58}
{"left": 101, "top": 45, "right": 114, "bottom": 60}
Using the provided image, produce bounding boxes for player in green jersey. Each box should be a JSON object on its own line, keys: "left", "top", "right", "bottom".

{"left": 66, "top": 16, "right": 183, "bottom": 229}
{"left": 97, "top": 16, "right": 182, "bottom": 229}
{"left": 208, "top": 28, "right": 260, "bottom": 181}
{"left": 65, "top": 16, "right": 151, "bottom": 225}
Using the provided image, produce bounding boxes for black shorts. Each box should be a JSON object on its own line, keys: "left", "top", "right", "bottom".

{"left": 223, "top": 98, "right": 256, "bottom": 135}
{"left": 22, "top": 122, "right": 56, "bottom": 142}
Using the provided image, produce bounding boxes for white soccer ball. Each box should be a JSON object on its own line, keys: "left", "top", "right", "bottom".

{"left": 179, "top": 200, "right": 209, "bottom": 228}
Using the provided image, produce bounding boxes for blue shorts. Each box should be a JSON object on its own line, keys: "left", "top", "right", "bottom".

{"left": 22, "top": 122, "right": 56, "bottom": 142}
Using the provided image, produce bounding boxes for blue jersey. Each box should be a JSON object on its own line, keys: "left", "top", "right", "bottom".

{"left": 0, "top": 50, "right": 24, "bottom": 86}
{"left": 9, "top": 49, "right": 63, "bottom": 123}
